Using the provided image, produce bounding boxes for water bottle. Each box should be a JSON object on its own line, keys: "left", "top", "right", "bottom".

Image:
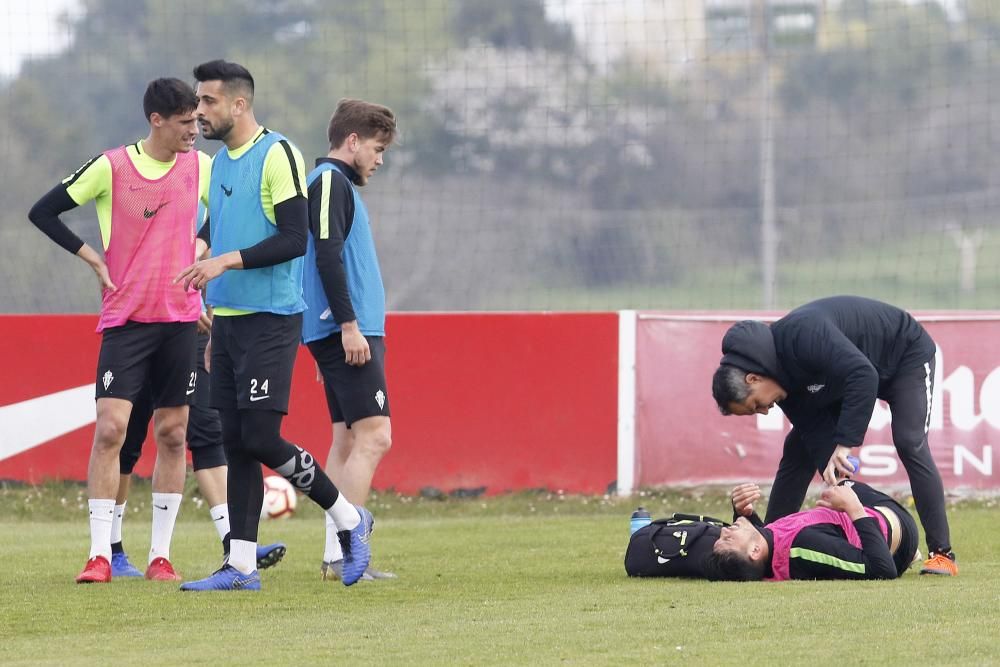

{"left": 837, "top": 455, "right": 862, "bottom": 481}
{"left": 630, "top": 507, "right": 652, "bottom": 535}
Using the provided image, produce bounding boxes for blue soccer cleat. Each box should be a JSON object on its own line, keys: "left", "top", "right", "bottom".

{"left": 110, "top": 551, "right": 143, "bottom": 578}
{"left": 321, "top": 559, "right": 397, "bottom": 582}
{"left": 256, "top": 542, "right": 286, "bottom": 570}
{"left": 338, "top": 505, "right": 373, "bottom": 586}
{"left": 179, "top": 565, "right": 260, "bottom": 591}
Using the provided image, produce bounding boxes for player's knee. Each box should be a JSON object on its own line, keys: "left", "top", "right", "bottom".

{"left": 240, "top": 429, "right": 274, "bottom": 461}
{"left": 238, "top": 410, "right": 283, "bottom": 460}
{"left": 93, "top": 416, "right": 128, "bottom": 450}
{"left": 893, "top": 432, "right": 928, "bottom": 459}
{"left": 240, "top": 426, "right": 288, "bottom": 464}
{"left": 155, "top": 421, "right": 187, "bottom": 452}
{"left": 360, "top": 426, "right": 392, "bottom": 459}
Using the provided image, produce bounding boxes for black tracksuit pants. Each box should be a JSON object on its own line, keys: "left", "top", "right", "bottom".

{"left": 765, "top": 356, "right": 952, "bottom": 554}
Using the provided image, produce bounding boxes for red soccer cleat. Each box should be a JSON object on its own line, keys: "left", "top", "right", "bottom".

{"left": 76, "top": 556, "right": 112, "bottom": 584}
{"left": 145, "top": 557, "right": 182, "bottom": 581}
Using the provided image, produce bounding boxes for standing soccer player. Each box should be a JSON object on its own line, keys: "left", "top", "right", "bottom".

{"left": 28, "top": 78, "right": 210, "bottom": 583}
{"left": 302, "top": 99, "right": 397, "bottom": 581}
{"left": 111, "top": 304, "right": 287, "bottom": 576}
{"left": 177, "top": 60, "right": 372, "bottom": 591}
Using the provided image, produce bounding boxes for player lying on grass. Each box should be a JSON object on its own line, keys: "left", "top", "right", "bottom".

{"left": 705, "top": 480, "right": 919, "bottom": 581}
{"left": 712, "top": 295, "right": 957, "bottom": 576}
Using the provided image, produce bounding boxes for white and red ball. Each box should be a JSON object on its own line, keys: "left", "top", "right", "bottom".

{"left": 261, "top": 475, "right": 297, "bottom": 520}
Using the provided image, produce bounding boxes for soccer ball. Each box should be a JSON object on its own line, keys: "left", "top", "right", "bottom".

{"left": 261, "top": 475, "right": 297, "bottom": 520}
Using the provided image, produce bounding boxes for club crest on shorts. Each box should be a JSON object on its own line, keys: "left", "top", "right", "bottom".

{"left": 102, "top": 370, "right": 114, "bottom": 390}
{"left": 375, "top": 389, "right": 386, "bottom": 410}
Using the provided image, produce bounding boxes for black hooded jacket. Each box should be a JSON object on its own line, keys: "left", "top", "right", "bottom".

{"left": 721, "top": 296, "right": 935, "bottom": 447}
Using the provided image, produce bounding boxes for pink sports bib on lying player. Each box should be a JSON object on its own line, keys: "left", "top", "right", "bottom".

{"left": 766, "top": 506, "right": 889, "bottom": 581}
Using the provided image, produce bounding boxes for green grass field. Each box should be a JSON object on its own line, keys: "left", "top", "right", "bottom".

{"left": 1, "top": 482, "right": 997, "bottom": 666}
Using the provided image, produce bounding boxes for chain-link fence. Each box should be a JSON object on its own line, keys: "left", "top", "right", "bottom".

{"left": 2, "top": 0, "right": 997, "bottom": 313}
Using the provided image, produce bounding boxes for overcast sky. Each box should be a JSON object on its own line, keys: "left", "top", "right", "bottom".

{"left": 0, "top": 0, "right": 590, "bottom": 79}
{"left": 1, "top": 0, "right": 81, "bottom": 79}
{"left": 0, "top": 0, "right": 966, "bottom": 80}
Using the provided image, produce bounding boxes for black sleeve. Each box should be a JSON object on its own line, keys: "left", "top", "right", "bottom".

{"left": 789, "top": 319, "right": 879, "bottom": 446}
{"left": 239, "top": 196, "right": 308, "bottom": 269}
{"left": 852, "top": 517, "right": 898, "bottom": 578}
{"left": 730, "top": 505, "right": 764, "bottom": 527}
{"left": 27, "top": 184, "right": 85, "bottom": 254}
{"left": 309, "top": 173, "right": 356, "bottom": 325}
{"left": 197, "top": 216, "right": 211, "bottom": 246}
{"left": 788, "top": 519, "right": 897, "bottom": 580}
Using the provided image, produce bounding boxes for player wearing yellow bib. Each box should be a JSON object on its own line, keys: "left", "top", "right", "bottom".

{"left": 28, "top": 78, "right": 210, "bottom": 584}
{"left": 177, "top": 60, "right": 373, "bottom": 591}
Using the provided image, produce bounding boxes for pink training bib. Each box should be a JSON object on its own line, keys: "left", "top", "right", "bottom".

{"left": 97, "top": 146, "right": 201, "bottom": 331}
{"left": 766, "top": 507, "right": 889, "bottom": 581}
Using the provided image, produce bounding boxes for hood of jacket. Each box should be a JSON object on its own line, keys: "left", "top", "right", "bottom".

{"left": 720, "top": 320, "right": 785, "bottom": 383}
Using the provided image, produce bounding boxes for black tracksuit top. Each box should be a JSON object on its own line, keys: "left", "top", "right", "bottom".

{"left": 721, "top": 296, "right": 935, "bottom": 446}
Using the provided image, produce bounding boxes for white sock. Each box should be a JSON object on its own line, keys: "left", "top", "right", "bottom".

{"left": 229, "top": 539, "right": 256, "bottom": 574}
{"left": 326, "top": 494, "right": 360, "bottom": 532}
{"left": 149, "top": 492, "right": 182, "bottom": 564}
{"left": 209, "top": 504, "right": 229, "bottom": 542}
{"left": 88, "top": 499, "right": 115, "bottom": 560}
{"left": 324, "top": 514, "right": 344, "bottom": 563}
{"left": 111, "top": 502, "right": 126, "bottom": 545}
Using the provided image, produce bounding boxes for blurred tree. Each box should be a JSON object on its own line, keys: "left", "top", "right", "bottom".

{"left": 771, "top": 0, "right": 988, "bottom": 252}
{"left": 1, "top": 0, "right": 996, "bottom": 309}
{"left": 781, "top": 2, "right": 959, "bottom": 116}
{"left": 0, "top": 0, "right": 453, "bottom": 310}
{"left": 452, "top": 0, "right": 574, "bottom": 52}
{"left": 5, "top": 0, "right": 452, "bottom": 160}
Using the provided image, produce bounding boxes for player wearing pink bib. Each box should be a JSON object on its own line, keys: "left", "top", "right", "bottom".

{"left": 706, "top": 481, "right": 919, "bottom": 581}
{"left": 29, "top": 78, "right": 211, "bottom": 584}
{"left": 97, "top": 144, "right": 202, "bottom": 330}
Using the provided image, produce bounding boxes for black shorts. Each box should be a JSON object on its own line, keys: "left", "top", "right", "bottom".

{"left": 120, "top": 332, "right": 226, "bottom": 473}
{"left": 95, "top": 320, "right": 197, "bottom": 407}
{"left": 189, "top": 332, "right": 212, "bottom": 410}
{"left": 307, "top": 332, "right": 390, "bottom": 427}
{"left": 210, "top": 312, "right": 301, "bottom": 413}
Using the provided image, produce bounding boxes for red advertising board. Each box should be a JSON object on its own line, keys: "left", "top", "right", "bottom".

{"left": 634, "top": 313, "right": 1000, "bottom": 491}
{"left": 6, "top": 311, "right": 998, "bottom": 494}
{"left": 0, "top": 313, "right": 619, "bottom": 494}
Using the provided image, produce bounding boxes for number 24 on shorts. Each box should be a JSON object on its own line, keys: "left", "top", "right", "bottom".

{"left": 249, "top": 378, "right": 270, "bottom": 402}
